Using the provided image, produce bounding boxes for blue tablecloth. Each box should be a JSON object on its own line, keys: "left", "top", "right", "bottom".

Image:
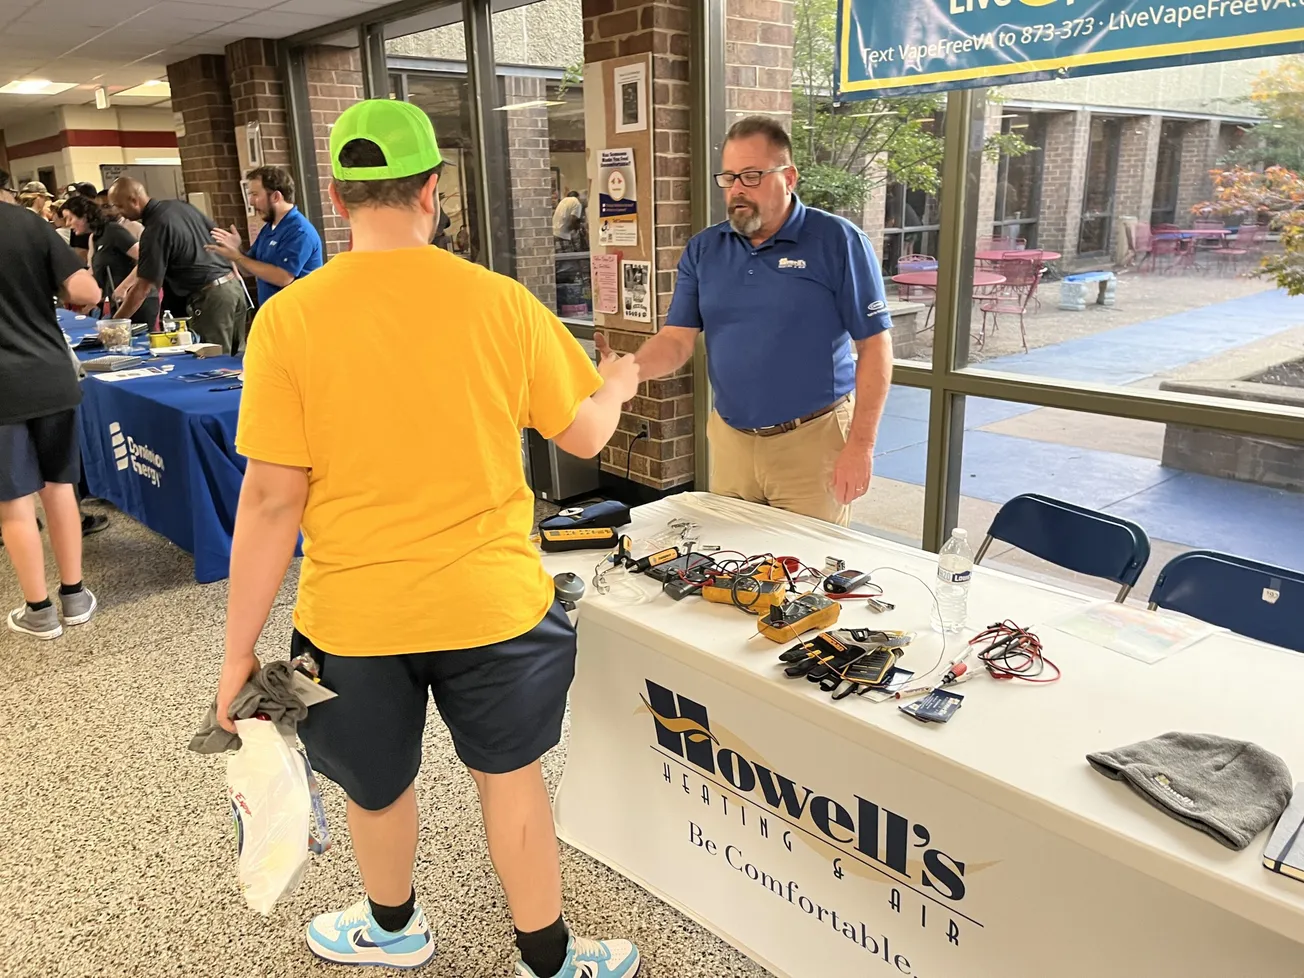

{"left": 59, "top": 309, "right": 246, "bottom": 583}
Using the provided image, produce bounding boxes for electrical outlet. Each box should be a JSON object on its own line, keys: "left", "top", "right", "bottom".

{"left": 639, "top": 422, "right": 650, "bottom": 438}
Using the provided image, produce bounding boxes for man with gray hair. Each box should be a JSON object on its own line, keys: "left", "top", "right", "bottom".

{"left": 596, "top": 115, "right": 894, "bottom": 526}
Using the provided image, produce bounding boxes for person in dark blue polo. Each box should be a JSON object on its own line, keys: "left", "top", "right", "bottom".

{"left": 207, "top": 166, "right": 324, "bottom": 305}
{"left": 596, "top": 116, "right": 893, "bottom": 526}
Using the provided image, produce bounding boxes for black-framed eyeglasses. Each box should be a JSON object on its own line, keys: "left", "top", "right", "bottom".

{"left": 713, "top": 166, "right": 791, "bottom": 189}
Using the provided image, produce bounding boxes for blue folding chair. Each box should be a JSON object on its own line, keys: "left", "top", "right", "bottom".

{"left": 1147, "top": 550, "right": 1304, "bottom": 653}
{"left": 974, "top": 493, "right": 1151, "bottom": 602}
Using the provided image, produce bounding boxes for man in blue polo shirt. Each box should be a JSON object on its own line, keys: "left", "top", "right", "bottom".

{"left": 207, "top": 166, "right": 323, "bottom": 305}
{"left": 597, "top": 115, "right": 893, "bottom": 526}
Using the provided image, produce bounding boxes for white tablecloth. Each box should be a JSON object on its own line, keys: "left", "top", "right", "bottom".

{"left": 545, "top": 493, "right": 1304, "bottom": 977}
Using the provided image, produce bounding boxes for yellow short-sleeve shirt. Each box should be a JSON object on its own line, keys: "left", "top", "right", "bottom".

{"left": 235, "top": 246, "right": 602, "bottom": 656}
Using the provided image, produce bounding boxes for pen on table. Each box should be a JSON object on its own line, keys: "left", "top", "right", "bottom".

{"left": 209, "top": 383, "right": 243, "bottom": 391}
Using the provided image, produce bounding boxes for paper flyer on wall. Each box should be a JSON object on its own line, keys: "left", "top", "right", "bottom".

{"left": 1050, "top": 601, "right": 1219, "bottom": 664}
{"left": 598, "top": 148, "right": 638, "bottom": 247}
{"left": 621, "top": 260, "right": 652, "bottom": 323}
{"left": 590, "top": 254, "right": 619, "bottom": 316}
{"left": 613, "top": 63, "right": 646, "bottom": 133}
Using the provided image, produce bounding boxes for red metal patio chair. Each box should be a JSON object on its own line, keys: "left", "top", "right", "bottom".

{"left": 977, "top": 252, "right": 1043, "bottom": 352}
{"left": 1211, "top": 224, "right": 1256, "bottom": 275}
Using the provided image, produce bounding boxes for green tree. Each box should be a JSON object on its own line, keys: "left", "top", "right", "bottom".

{"left": 1196, "top": 165, "right": 1304, "bottom": 294}
{"left": 792, "top": 0, "right": 1033, "bottom": 214}
{"left": 1221, "top": 56, "right": 1304, "bottom": 173}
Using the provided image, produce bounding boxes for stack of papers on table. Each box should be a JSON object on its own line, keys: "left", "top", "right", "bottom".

{"left": 1051, "top": 602, "right": 1218, "bottom": 664}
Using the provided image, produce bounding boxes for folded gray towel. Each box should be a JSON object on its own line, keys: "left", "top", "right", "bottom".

{"left": 1088, "top": 732, "right": 1293, "bottom": 851}
{"left": 188, "top": 661, "right": 308, "bottom": 754}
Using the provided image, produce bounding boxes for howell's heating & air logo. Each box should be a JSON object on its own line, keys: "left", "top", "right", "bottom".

{"left": 640, "top": 680, "right": 972, "bottom": 905}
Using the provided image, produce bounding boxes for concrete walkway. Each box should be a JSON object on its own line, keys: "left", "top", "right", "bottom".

{"left": 871, "top": 287, "right": 1304, "bottom": 571}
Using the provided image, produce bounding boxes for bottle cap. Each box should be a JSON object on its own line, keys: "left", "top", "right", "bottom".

{"left": 953, "top": 528, "right": 968, "bottom": 538}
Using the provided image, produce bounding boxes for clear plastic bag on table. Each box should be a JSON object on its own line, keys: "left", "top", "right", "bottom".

{"left": 227, "top": 717, "right": 330, "bottom": 914}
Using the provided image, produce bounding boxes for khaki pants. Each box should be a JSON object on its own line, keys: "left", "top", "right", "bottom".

{"left": 708, "top": 400, "right": 854, "bottom": 527}
{"left": 188, "top": 278, "right": 248, "bottom": 356}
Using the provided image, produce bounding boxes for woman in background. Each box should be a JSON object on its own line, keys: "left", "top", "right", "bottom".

{"left": 61, "top": 195, "right": 159, "bottom": 328}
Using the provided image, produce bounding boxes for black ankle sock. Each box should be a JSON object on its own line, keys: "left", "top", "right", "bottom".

{"left": 369, "top": 888, "right": 415, "bottom": 933}
{"left": 59, "top": 581, "right": 83, "bottom": 596}
{"left": 515, "top": 916, "right": 569, "bottom": 978}
{"left": 26, "top": 597, "right": 52, "bottom": 612}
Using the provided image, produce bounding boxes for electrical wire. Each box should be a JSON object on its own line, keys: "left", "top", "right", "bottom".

{"left": 969, "top": 620, "right": 1060, "bottom": 683}
{"left": 866, "top": 566, "right": 949, "bottom": 682}
{"left": 625, "top": 431, "right": 647, "bottom": 483}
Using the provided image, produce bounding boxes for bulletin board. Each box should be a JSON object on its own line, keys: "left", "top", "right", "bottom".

{"left": 584, "top": 52, "right": 657, "bottom": 335}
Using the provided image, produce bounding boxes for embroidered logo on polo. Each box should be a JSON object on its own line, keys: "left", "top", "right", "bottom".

{"left": 777, "top": 257, "right": 807, "bottom": 269}
{"left": 867, "top": 300, "right": 888, "bottom": 315}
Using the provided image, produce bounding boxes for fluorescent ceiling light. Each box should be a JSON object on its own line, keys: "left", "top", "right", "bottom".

{"left": 116, "top": 80, "right": 172, "bottom": 99}
{"left": 0, "top": 79, "right": 78, "bottom": 95}
{"left": 131, "top": 156, "right": 181, "bottom": 165}
{"left": 492, "top": 99, "right": 565, "bottom": 111}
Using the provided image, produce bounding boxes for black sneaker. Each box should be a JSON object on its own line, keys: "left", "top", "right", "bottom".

{"left": 81, "top": 513, "right": 109, "bottom": 536}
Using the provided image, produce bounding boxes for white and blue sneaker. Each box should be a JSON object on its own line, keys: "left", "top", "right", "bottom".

{"left": 305, "top": 898, "right": 436, "bottom": 969}
{"left": 514, "top": 934, "right": 641, "bottom": 978}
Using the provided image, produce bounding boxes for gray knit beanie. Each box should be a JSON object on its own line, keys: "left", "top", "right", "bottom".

{"left": 1087, "top": 732, "right": 1293, "bottom": 851}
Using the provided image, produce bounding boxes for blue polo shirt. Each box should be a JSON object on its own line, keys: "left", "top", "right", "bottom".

{"left": 248, "top": 206, "right": 323, "bottom": 305}
{"left": 666, "top": 196, "right": 892, "bottom": 430}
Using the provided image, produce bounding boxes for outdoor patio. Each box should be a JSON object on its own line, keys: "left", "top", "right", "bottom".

{"left": 857, "top": 281, "right": 1304, "bottom": 600}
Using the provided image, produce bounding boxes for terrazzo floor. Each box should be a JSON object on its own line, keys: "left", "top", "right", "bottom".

{"left": 0, "top": 505, "right": 766, "bottom": 978}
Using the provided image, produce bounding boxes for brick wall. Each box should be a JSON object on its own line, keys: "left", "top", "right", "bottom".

{"left": 1115, "top": 114, "right": 1162, "bottom": 225}
{"left": 1036, "top": 110, "right": 1091, "bottom": 259}
{"left": 226, "top": 38, "right": 290, "bottom": 243}
{"left": 505, "top": 74, "right": 558, "bottom": 311}
{"left": 584, "top": 0, "right": 696, "bottom": 491}
{"left": 725, "top": 0, "right": 794, "bottom": 130}
{"left": 1175, "top": 119, "right": 1220, "bottom": 226}
{"left": 1162, "top": 424, "right": 1304, "bottom": 492}
{"left": 976, "top": 108, "right": 1003, "bottom": 235}
{"left": 166, "top": 54, "right": 244, "bottom": 236}
{"left": 304, "top": 45, "right": 364, "bottom": 258}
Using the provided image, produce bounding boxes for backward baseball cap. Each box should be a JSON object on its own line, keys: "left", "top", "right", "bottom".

{"left": 330, "top": 99, "right": 443, "bottom": 181}
{"left": 1087, "top": 732, "right": 1293, "bottom": 851}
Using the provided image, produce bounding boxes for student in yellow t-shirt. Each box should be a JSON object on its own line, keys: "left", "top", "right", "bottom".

{"left": 212, "top": 100, "right": 642, "bottom": 978}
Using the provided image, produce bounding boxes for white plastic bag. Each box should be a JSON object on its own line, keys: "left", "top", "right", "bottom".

{"left": 227, "top": 718, "right": 313, "bottom": 914}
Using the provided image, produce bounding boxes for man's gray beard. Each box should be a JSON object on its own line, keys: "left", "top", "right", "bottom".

{"left": 729, "top": 206, "right": 762, "bottom": 236}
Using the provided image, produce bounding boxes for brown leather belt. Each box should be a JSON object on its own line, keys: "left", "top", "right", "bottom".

{"left": 200, "top": 271, "right": 238, "bottom": 291}
{"left": 734, "top": 394, "right": 851, "bottom": 438}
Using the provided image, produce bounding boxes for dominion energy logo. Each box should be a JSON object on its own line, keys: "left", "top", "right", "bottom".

{"left": 640, "top": 680, "right": 975, "bottom": 905}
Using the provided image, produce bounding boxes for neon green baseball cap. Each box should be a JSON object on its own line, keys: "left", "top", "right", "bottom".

{"left": 330, "top": 99, "right": 443, "bottom": 181}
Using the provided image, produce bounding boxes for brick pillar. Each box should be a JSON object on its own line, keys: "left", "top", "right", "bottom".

{"left": 1175, "top": 119, "right": 1220, "bottom": 227}
{"left": 976, "top": 108, "right": 1003, "bottom": 237}
{"left": 505, "top": 75, "right": 557, "bottom": 311}
{"left": 725, "top": 0, "right": 794, "bottom": 130}
{"left": 166, "top": 54, "right": 244, "bottom": 236}
{"left": 1036, "top": 110, "right": 1091, "bottom": 259}
{"left": 227, "top": 38, "right": 291, "bottom": 242}
{"left": 584, "top": 0, "right": 695, "bottom": 491}
{"left": 1115, "top": 114, "right": 1162, "bottom": 223}
{"left": 304, "top": 45, "right": 364, "bottom": 258}
{"left": 861, "top": 161, "right": 888, "bottom": 255}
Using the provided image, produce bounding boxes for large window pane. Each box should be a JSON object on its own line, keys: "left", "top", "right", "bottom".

{"left": 493, "top": 0, "right": 587, "bottom": 319}
{"left": 955, "top": 56, "right": 1304, "bottom": 418}
{"left": 851, "top": 384, "right": 931, "bottom": 547}
{"left": 386, "top": 5, "right": 485, "bottom": 266}
{"left": 958, "top": 397, "right": 1304, "bottom": 601}
{"left": 790, "top": 4, "right": 947, "bottom": 364}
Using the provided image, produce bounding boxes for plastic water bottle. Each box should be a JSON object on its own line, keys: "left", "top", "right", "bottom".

{"left": 930, "top": 528, "right": 974, "bottom": 634}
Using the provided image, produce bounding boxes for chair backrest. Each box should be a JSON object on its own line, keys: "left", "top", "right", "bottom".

{"left": 994, "top": 254, "right": 1042, "bottom": 287}
{"left": 1148, "top": 550, "right": 1304, "bottom": 652}
{"left": 1133, "top": 222, "right": 1153, "bottom": 250}
{"left": 978, "top": 493, "right": 1151, "bottom": 600}
{"left": 1193, "top": 219, "right": 1224, "bottom": 230}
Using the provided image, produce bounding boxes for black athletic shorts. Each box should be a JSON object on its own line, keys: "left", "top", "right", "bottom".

{"left": 294, "top": 600, "right": 577, "bottom": 811}
{"left": 0, "top": 409, "right": 81, "bottom": 502}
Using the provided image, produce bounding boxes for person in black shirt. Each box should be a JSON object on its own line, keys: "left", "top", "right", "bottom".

{"left": 109, "top": 177, "right": 248, "bottom": 354}
{"left": 61, "top": 195, "right": 159, "bottom": 328}
{"left": 0, "top": 202, "right": 102, "bottom": 640}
